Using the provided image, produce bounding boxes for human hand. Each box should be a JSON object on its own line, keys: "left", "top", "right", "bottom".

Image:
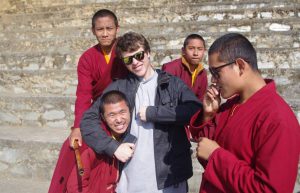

{"left": 137, "top": 106, "right": 148, "bottom": 121}
{"left": 114, "top": 143, "right": 135, "bottom": 163}
{"left": 203, "top": 84, "right": 221, "bottom": 121}
{"left": 69, "top": 127, "right": 82, "bottom": 148}
{"left": 196, "top": 137, "right": 220, "bottom": 160}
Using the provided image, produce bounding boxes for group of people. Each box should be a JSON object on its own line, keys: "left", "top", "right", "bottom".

{"left": 48, "top": 9, "right": 300, "bottom": 193}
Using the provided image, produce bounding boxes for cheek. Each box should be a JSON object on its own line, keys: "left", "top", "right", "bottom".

{"left": 199, "top": 51, "right": 205, "bottom": 56}
{"left": 125, "top": 65, "right": 133, "bottom": 71}
{"left": 105, "top": 119, "right": 114, "bottom": 128}
{"left": 123, "top": 115, "right": 131, "bottom": 122}
{"left": 185, "top": 51, "right": 193, "bottom": 56}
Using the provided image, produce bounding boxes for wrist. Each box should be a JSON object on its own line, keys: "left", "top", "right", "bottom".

{"left": 207, "top": 147, "right": 220, "bottom": 161}
{"left": 203, "top": 113, "right": 215, "bottom": 122}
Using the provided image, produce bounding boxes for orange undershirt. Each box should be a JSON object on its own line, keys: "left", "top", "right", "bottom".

{"left": 101, "top": 48, "right": 111, "bottom": 64}
{"left": 181, "top": 57, "right": 204, "bottom": 86}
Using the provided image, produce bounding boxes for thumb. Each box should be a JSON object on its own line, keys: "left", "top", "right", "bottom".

{"left": 69, "top": 136, "right": 74, "bottom": 148}
{"left": 78, "top": 137, "right": 82, "bottom": 146}
{"left": 127, "top": 143, "right": 135, "bottom": 149}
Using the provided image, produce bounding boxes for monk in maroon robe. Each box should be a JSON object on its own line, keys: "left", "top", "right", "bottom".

{"left": 190, "top": 33, "right": 300, "bottom": 193}
{"left": 162, "top": 34, "right": 208, "bottom": 102}
{"left": 49, "top": 91, "right": 134, "bottom": 193}
{"left": 69, "top": 9, "right": 128, "bottom": 149}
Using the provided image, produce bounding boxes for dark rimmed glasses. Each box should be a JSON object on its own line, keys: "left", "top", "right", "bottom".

{"left": 122, "top": 51, "right": 145, "bottom": 65}
{"left": 209, "top": 61, "right": 236, "bottom": 79}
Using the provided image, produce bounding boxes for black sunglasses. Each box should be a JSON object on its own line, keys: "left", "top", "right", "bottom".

{"left": 209, "top": 61, "right": 235, "bottom": 79}
{"left": 122, "top": 51, "right": 145, "bottom": 65}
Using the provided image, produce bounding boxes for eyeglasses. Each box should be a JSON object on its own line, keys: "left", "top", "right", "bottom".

{"left": 122, "top": 51, "right": 145, "bottom": 65}
{"left": 209, "top": 61, "right": 235, "bottom": 79}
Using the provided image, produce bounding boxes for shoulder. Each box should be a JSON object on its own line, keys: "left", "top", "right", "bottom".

{"left": 107, "top": 74, "right": 137, "bottom": 90}
{"left": 157, "top": 69, "right": 187, "bottom": 88}
{"left": 162, "top": 58, "right": 182, "bottom": 70}
{"left": 260, "top": 94, "right": 297, "bottom": 124}
{"left": 80, "top": 45, "right": 100, "bottom": 59}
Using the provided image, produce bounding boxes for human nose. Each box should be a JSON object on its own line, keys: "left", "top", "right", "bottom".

{"left": 131, "top": 57, "right": 139, "bottom": 65}
{"left": 193, "top": 49, "right": 199, "bottom": 55}
{"left": 114, "top": 114, "right": 122, "bottom": 123}
{"left": 103, "top": 29, "right": 108, "bottom": 36}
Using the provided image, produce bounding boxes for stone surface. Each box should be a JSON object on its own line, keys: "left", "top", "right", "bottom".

{"left": 0, "top": 96, "right": 75, "bottom": 127}
{"left": 0, "top": 177, "right": 50, "bottom": 193}
{"left": 0, "top": 126, "right": 68, "bottom": 180}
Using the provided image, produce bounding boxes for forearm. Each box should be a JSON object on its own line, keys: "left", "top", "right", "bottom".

{"left": 146, "top": 102, "right": 201, "bottom": 124}
{"left": 189, "top": 110, "right": 216, "bottom": 140}
{"left": 74, "top": 95, "right": 92, "bottom": 128}
{"left": 75, "top": 57, "right": 93, "bottom": 128}
{"left": 204, "top": 147, "right": 296, "bottom": 193}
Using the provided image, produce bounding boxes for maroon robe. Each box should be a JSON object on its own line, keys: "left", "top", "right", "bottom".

{"left": 48, "top": 124, "right": 118, "bottom": 193}
{"left": 162, "top": 58, "right": 207, "bottom": 101}
{"left": 190, "top": 80, "right": 300, "bottom": 193}
{"left": 74, "top": 44, "right": 128, "bottom": 128}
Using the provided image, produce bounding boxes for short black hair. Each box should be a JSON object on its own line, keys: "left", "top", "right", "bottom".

{"left": 92, "top": 9, "right": 118, "bottom": 28}
{"left": 183, "top": 34, "right": 206, "bottom": 48}
{"left": 116, "top": 31, "right": 151, "bottom": 58}
{"left": 208, "top": 33, "right": 258, "bottom": 71}
{"left": 100, "top": 90, "right": 130, "bottom": 114}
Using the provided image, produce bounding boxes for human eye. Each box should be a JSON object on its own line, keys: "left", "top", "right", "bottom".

{"left": 108, "top": 113, "right": 115, "bottom": 118}
{"left": 96, "top": 27, "right": 104, "bottom": 31}
{"left": 107, "top": 27, "right": 114, "bottom": 31}
{"left": 188, "top": 47, "right": 194, "bottom": 51}
{"left": 120, "top": 110, "right": 127, "bottom": 115}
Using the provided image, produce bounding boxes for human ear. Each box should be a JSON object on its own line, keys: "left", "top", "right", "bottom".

{"left": 236, "top": 58, "right": 247, "bottom": 76}
{"left": 100, "top": 113, "right": 106, "bottom": 122}
{"left": 181, "top": 47, "right": 185, "bottom": 55}
{"left": 92, "top": 27, "right": 96, "bottom": 36}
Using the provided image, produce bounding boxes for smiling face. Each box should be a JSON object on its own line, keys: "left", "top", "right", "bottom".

{"left": 102, "top": 100, "right": 130, "bottom": 137}
{"left": 92, "top": 16, "right": 119, "bottom": 49}
{"left": 121, "top": 47, "right": 154, "bottom": 80}
{"left": 182, "top": 38, "right": 206, "bottom": 67}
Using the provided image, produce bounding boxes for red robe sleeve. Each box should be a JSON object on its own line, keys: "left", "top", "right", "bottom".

{"left": 204, "top": 113, "right": 299, "bottom": 193}
{"left": 74, "top": 55, "right": 94, "bottom": 128}
{"left": 195, "top": 70, "right": 208, "bottom": 102}
{"left": 189, "top": 110, "right": 216, "bottom": 140}
{"left": 189, "top": 95, "right": 300, "bottom": 193}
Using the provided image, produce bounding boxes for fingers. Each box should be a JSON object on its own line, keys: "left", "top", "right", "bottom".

{"left": 210, "top": 84, "right": 220, "bottom": 95}
{"left": 196, "top": 137, "right": 220, "bottom": 160}
{"left": 207, "top": 86, "right": 219, "bottom": 100}
{"left": 69, "top": 136, "right": 74, "bottom": 148}
{"left": 77, "top": 138, "right": 82, "bottom": 146}
{"left": 69, "top": 128, "right": 82, "bottom": 148}
{"left": 114, "top": 143, "right": 135, "bottom": 163}
{"left": 126, "top": 143, "right": 135, "bottom": 150}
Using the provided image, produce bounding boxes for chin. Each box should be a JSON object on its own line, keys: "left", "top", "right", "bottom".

{"left": 221, "top": 92, "right": 235, "bottom": 99}
{"left": 100, "top": 41, "right": 113, "bottom": 46}
{"left": 134, "top": 71, "right": 146, "bottom": 77}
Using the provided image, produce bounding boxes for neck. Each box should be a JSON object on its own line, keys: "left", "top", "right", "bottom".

{"left": 143, "top": 67, "right": 155, "bottom": 81}
{"left": 100, "top": 42, "right": 115, "bottom": 55}
{"left": 111, "top": 132, "right": 121, "bottom": 141}
{"left": 189, "top": 63, "right": 198, "bottom": 72}
{"left": 182, "top": 56, "right": 199, "bottom": 73}
{"left": 240, "top": 73, "right": 266, "bottom": 103}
